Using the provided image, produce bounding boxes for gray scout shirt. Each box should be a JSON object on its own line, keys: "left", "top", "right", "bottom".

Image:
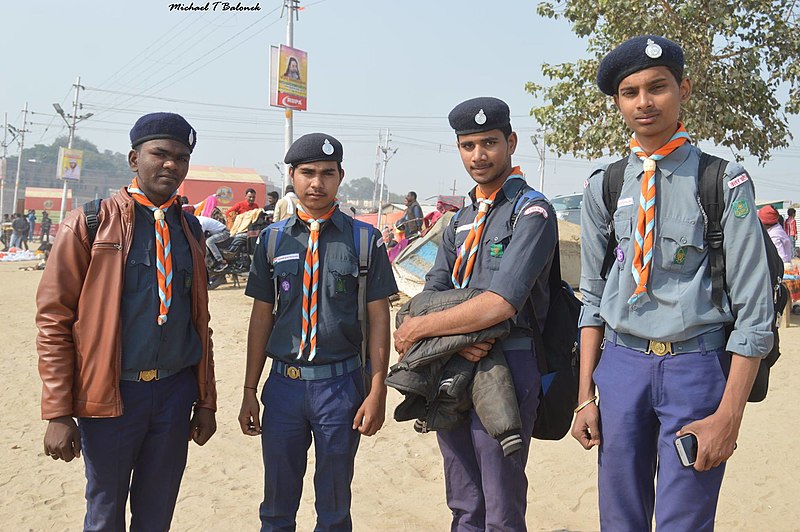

{"left": 578, "top": 142, "right": 773, "bottom": 357}
{"left": 246, "top": 208, "right": 398, "bottom": 365}
{"left": 424, "top": 173, "right": 558, "bottom": 337}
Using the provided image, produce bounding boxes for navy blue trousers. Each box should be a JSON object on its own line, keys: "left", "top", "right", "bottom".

{"left": 595, "top": 340, "right": 728, "bottom": 532}
{"left": 259, "top": 367, "right": 363, "bottom": 532}
{"left": 78, "top": 369, "right": 198, "bottom": 532}
{"left": 437, "top": 339, "right": 541, "bottom": 531}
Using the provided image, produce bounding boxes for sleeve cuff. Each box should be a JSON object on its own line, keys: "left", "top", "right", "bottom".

{"left": 726, "top": 329, "right": 773, "bottom": 358}
{"left": 578, "top": 304, "right": 605, "bottom": 328}
{"left": 487, "top": 273, "right": 528, "bottom": 311}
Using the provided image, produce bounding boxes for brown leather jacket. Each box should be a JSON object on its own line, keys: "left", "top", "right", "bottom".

{"left": 36, "top": 187, "right": 216, "bottom": 420}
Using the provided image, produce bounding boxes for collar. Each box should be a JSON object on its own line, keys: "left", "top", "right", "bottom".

{"left": 284, "top": 206, "right": 346, "bottom": 233}
{"left": 467, "top": 166, "right": 525, "bottom": 206}
{"left": 628, "top": 142, "right": 694, "bottom": 180}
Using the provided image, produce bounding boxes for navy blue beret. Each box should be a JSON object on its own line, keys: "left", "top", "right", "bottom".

{"left": 284, "top": 133, "right": 343, "bottom": 165}
{"left": 597, "top": 35, "right": 685, "bottom": 96}
{"left": 130, "top": 112, "right": 197, "bottom": 152}
{"left": 448, "top": 97, "right": 511, "bottom": 136}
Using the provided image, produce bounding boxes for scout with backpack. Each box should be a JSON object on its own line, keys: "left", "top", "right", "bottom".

{"left": 601, "top": 153, "right": 787, "bottom": 402}
{"left": 452, "top": 185, "right": 583, "bottom": 440}
{"left": 262, "top": 215, "right": 375, "bottom": 392}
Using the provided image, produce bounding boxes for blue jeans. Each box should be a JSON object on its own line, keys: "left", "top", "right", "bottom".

{"left": 259, "top": 367, "right": 363, "bottom": 531}
{"left": 78, "top": 369, "right": 198, "bottom": 532}
{"left": 595, "top": 339, "right": 728, "bottom": 532}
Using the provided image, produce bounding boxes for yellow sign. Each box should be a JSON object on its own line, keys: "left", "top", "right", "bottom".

{"left": 57, "top": 147, "right": 84, "bottom": 182}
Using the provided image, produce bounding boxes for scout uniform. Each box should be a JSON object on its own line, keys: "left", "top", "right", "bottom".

{"left": 245, "top": 133, "right": 398, "bottom": 531}
{"left": 424, "top": 97, "right": 558, "bottom": 529}
{"left": 580, "top": 36, "right": 773, "bottom": 530}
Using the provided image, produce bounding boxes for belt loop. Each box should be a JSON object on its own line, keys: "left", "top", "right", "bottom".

{"left": 698, "top": 334, "right": 707, "bottom": 355}
{"left": 613, "top": 331, "right": 619, "bottom": 346}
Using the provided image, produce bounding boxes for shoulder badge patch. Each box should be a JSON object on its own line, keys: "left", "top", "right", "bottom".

{"left": 733, "top": 199, "right": 750, "bottom": 218}
{"left": 523, "top": 205, "right": 548, "bottom": 218}
{"left": 727, "top": 173, "right": 749, "bottom": 189}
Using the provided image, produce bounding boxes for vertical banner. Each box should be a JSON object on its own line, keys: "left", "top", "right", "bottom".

{"left": 57, "top": 147, "right": 84, "bottom": 182}
{"left": 274, "top": 44, "right": 308, "bottom": 110}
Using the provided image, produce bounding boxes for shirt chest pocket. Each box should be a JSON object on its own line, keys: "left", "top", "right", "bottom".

{"left": 124, "top": 248, "right": 152, "bottom": 293}
{"left": 613, "top": 211, "right": 633, "bottom": 271}
{"left": 483, "top": 228, "right": 513, "bottom": 271}
{"left": 272, "top": 259, "right": 300, "bottom": 299}
{"left": 326, "top": 258, "right": 359, "bottom": 299}
{"left": 658, "top": 218, "right": 705, "bottom": 273}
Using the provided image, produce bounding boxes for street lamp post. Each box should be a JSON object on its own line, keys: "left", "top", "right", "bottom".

{"left": 54, "top": 76, "right": 92, "bottom": 226}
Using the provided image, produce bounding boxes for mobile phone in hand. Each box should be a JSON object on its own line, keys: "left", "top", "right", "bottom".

{"left": 674, "top": 433, "right": 698, "bottom": 467}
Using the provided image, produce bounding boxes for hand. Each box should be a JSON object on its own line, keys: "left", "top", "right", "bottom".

{"left": 457, "top": 339, "right": 495, "bottom": 362}
{"left": 43, "top": 416, "right": 81, "bottom": 462}
{"left": 189, "top": 407, "right": 217, "bottom": 446}
{"left": 393, "top": 316, "right": 422, "bottom": 358}
{"left": 678, "top": 411, "right": 740, "bottom": 472}
{"left": 238, "top": 391, "right": 262, "bottom": 436}
{"left": 352, "top": 388, "right": 386, "bottom": 436}
{"left": 571, "top": 402, "right": 601, "bottom": 450}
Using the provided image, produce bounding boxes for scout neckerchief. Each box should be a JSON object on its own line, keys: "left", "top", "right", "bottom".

{"left": 295, "top": 202, "right": 339, "bottom": 361}
{"left": 127, "top": 177, "right": 179, "bottom": 325}
{"left": 451, "top": 167, "right": 522, "bottom": 288}
{"left": 628, "top": 123, "right": 690, "bottom": 306}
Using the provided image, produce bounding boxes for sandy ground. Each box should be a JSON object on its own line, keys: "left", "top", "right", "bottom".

{"left": 2, "top": 260, "right": 799, "bottom": 531}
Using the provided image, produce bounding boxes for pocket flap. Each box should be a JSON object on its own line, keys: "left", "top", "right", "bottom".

{"left": 327, "top": 258, "right": 359, "bottom": 277}
{"left": 127, "top": 248, "right": 151, "bottom": 267}
{"left": 272, "top": 259, "right": 299, "bottom": 278}
{"left": 660, "top": 218, "right": 705, "bottom": 250}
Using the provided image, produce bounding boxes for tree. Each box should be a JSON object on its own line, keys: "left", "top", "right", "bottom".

{"left": 526, "top": 1, "right": 799, "bottom": 163}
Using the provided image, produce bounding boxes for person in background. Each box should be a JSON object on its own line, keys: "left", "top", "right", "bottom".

{"left": 382, "top": 226, "right": 397, "bottom": 249}
{"left": 1, "top": 214, "right": 12, "bottom": 249}
{"left": 226, "top": 188, "right": 260, "bottom": 227}
{"left": 273, "top": 185, "right": 299, "bottom": 222}
{"left": 759, "top": 205, "right": 793, "bottom": 263}
{"left": 27, "top": 209, "right": 37, "bottom": 241}
{"left": 396, "top": 191, "right": 424, "bottom": 238}
{"left": 264, "top": 191, "right": 279, "bottom": 222}
{"left": 197, "top": 214, "right": 231, "bottom": 272}
{"left": 11, "top": 213, "right": 29, "bottom": 250}
{"left": 784, "top": 207, "right": 797, "bottom": 259}
{"left": 40, "top": 211, "right": 52, "bottom": 244}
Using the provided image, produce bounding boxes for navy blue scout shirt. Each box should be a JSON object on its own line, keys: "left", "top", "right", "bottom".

{"left": 424, "top": 174, "right": 558, "bottom": 337}
{"left": 120, "top": 202, "right": 202, "bottom": 372}
{"left": 246, "top": 209, "right": 398, "bottom": 365}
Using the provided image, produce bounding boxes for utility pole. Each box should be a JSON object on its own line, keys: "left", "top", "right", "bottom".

{"left": 376, "top": 128, "right": 398, "bottom": 230}
{"left": 530, "top": 131, "right": 546, "bottom": 193}
{"left": 54, "top": 76, "right": 93, "bottom": 226}
{"left": 11, "top": 102, "right": 29, "bottom": 216}
{"left": 450, "top": 179, "right": 457, "bottom": 195}
{"left": 1, "top": 113, "right": 8, "bottom": 224}
{"left": 282, "top": 0, "right": 300, "bottom": 192}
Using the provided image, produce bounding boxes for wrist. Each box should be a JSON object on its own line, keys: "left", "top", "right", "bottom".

{"left": 243, "top": 385, "right": 258, "bottom": 395}
{"left": 574, "top": 395, "right": 598, "bottom": 414}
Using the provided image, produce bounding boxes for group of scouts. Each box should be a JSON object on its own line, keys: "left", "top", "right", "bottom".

{"left": 36, "top": 35, "right": 774, "bottom": 531}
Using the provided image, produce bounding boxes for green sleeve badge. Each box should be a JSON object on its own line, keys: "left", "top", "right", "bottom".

{"left": 673, "top": 246, "right": 687, "bottom": 265}
{"left": 733, "top": 199, "right": 750, "bottom": 218}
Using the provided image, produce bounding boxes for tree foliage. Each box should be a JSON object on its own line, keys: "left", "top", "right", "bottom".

{"left": 526, "top": 0, "right": 800, "bottom": 163}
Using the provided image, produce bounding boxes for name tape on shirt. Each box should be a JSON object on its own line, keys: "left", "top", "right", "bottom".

{"left": 274, "top": 253, "right": 300, "bottom": 264}
{"left": 727, "top": 173, "right": 749, "bottom": 189}
{"left": 617, "top": 197, "right": 634, "bottom": 208}
{"left": 523, "top": 205, "right": 548, "bottom": 218}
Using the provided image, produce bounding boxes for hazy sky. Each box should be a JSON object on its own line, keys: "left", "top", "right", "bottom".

{"left": 3, "top": 0, "right": 798, "bottom": 202}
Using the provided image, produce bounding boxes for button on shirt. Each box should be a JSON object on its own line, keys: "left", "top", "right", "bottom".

{"left": 120, "top": 202, "right": 203, "bottom": 371}
{"left": 424, "top": 174, "right": 558, "bottom": 336}
{"left": 578, "top": 143, "right": 773, "bottom": 357}
{"left": 246, "top": 209, "right": 399, "bottom": 364}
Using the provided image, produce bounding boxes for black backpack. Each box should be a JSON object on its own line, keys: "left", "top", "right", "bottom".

{"left": 453, "top": 187, "right": 582, "bottom": 440}
{"left": 602, "top": 154, "right": 787, "bottom": 402}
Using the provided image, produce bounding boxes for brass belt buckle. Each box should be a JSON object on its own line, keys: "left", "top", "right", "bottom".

{"left": 286, "top": 366, "right": 301, "bottom": 380}
{"left": 139, "top": 369, "right": 158, "bottom": 381}
{"left": 648, "top": 341, "right": 673, "bottom": 356}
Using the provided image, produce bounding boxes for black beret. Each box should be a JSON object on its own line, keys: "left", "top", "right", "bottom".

{"left": 284, "top": 133, "right": 343, "bottom": 165}
{"left": 448, "top": 97, "right": 511, "bottom": 136}
{"left": 597, "top": 35, "right": 685, "bottom": 96}
{"left": 130, "top": 112, "right": 197, "bottom": 152}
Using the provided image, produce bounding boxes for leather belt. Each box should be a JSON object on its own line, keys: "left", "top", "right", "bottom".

{"left": 272, "top": 356, "right": 360, "bottom": 381}
{"left": 605, "top": 329, "right": 726, "bottom": 356}
{"left": 120, "top": 367, "right": 185, "bottom": 382}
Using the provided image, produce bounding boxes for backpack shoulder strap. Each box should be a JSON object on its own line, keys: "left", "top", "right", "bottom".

{"left": 511, "top": 188, "right": 546, "bottom": 230}
{"left": 697, "top": 152, "right": 728, "bottom": 310}
{"left": 264, "top": 219, "right": 290, "bottom": 315}
{"left": 351, "top": 219, "right": 374, "bottom": 374}
{"left": 82, "top": 199, "right": 103, "bottom": 247}
{"left": 600, "top": 158, "right": 628, "bottom": 279}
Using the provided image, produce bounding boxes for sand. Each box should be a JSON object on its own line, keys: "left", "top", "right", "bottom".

{"left": 1, "top": 260, "right": 798, "bottom": 531}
